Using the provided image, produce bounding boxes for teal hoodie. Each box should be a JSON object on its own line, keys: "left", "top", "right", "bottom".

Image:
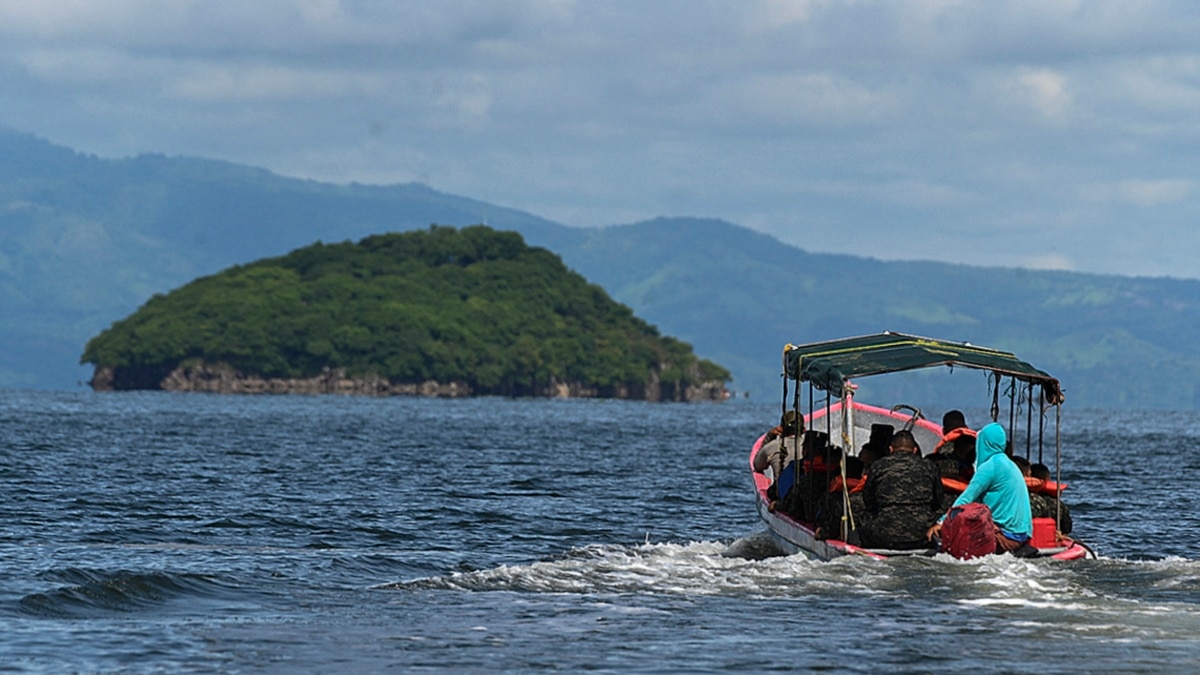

{"left": 943, "top": 423, "right": 1032, "bottom": 538}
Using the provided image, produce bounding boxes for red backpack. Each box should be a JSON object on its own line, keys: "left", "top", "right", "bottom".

{"left": 940, "top": 503, "right": 997, "bottom": 560}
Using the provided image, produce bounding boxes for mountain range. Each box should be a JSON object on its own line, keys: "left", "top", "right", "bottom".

{"left": 4, "top": 128, "right": 1199, "bottom": 409}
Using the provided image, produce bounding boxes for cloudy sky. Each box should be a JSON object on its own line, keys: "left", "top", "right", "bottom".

{"left": 3, "top": 1, "right": 1199, "bottom": 279}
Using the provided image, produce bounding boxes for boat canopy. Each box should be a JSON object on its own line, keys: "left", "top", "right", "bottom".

{"left": 784, "top": 332, "right": 1063, "bottom": 403}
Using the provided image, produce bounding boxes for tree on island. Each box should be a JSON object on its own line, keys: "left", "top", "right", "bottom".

{"left": 81, "top": 225, "right": 730, "bottom": 400}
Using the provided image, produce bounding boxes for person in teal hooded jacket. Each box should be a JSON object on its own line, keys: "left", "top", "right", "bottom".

{"left": 927, "top": 422, "right": 1033, "bottom": 550}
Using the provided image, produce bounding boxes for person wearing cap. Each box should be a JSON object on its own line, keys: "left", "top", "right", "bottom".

{"left": 753, "top": 410, "right": 803, "bottom": 479}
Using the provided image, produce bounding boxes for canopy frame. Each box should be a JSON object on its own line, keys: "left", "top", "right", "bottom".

{"left": 783, "top": 331, "right": 1063, "bottom": 404}
{"left": 777, "top": 331, "right": 1066, "bottom": 541}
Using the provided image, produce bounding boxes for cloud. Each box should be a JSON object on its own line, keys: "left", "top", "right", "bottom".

{"left": 0, "top": 1, "right": 578, "bottom": 53}
{"left": 1116, "top": 179, "right": 1193, "bottom": 207}
{"left": 1021, "top": 253, "right": 1076, "bottom": 272}
{"left": 427, "top": 73, "right": 494, "bottom": 130}
{"left": 1076, "top": 178, "right": 1194, "bottom": 207}
{"left": 3, "top": 1, "right": 1200, "bottom": 279}
{"left": 715, "top": 72, "right": 899, "bottom": 128}
{"left": 1014, "top": 68, "right": 1071, "bottom": 121}
{"left": 167, "top": 63, "right": 385, "bottom": 103}
{"left": 1104, "top": 55, "right": 1200, "bottom": 120}
{"left": 17, "top": 47, "right": 156, "bottom": 87}
{"left": 739, "top": 0, "right": 829, "bottom": 34}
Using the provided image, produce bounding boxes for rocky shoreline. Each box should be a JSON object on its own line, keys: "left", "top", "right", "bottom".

{"left": 89, "top": 362, "right": 728, "bottom": 402}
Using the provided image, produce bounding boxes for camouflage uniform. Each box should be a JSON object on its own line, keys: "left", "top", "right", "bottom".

{"left": 946, "top": 435, "right": 976, "bottom": 473}
{"left": 927, "top": 438, "right": 975, "bottom": 480}
{"left": 817, "top": 490, "right": 866, "bottom": 542}
{"left": 859, "top": 452, "right": 943, "bottom": 549}
{"left": 927, "top": 454, "right": 963, "bottom": 479}
{"left": 939, "top": 489, "right": 959, "bottom": 514}
{"left": 1029, "top": 493, "right": 1073, "bottom": 534}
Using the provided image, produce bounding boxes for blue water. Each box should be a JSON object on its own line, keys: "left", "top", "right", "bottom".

{"left": 2, "top": 390, "right": 1200, "bottom": 672}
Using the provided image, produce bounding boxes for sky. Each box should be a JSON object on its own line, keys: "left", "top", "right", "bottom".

{"left": 2, "top": 0, "right": 1199, "bottom": 279}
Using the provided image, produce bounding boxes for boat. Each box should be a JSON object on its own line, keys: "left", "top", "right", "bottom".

{"left": 750, "top": 332, "right": 1094, "bottom": 561}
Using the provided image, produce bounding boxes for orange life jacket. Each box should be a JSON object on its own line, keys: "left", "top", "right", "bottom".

{"left": 827, "top": 475, "right": 865, "bottom": 493}
{"left": 1025, "top": 476, "right": 1068, "bottom": 495}
{"left": 801, "top": 458, "right": 837, "bottom": 473}
{"left": 934, "top": 427, "right": 977, "bottom": 453}
{"left": 940, "top": 475, "right": 1068, "bottom": 495}
{"left": 941, "top": 476, "right": 969, "bottom": 493}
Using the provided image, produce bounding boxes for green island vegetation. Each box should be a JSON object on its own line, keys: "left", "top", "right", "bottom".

{"left": 81, "top": 225, "right": 730, "bottom": 399}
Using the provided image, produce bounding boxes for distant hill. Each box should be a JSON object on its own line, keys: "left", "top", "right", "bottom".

{"left": 0, "top": 128, "right": 575, "bottom": 389}
{"left": 4, "top": 129, "right": 1200, "bottom": 408}
{"left": 560, "top": 218, "right": 1200, "bottom": 409}
{"left": 81, "top": 225, "right": 728, "bottom": 400}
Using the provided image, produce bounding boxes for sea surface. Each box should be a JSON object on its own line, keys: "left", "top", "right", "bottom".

{"left": 3, "top": 390, "right": 1200, "bottom": 672}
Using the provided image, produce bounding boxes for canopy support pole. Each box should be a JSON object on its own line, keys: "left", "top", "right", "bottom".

{"left": 1054, "top": 400, "right": 1063, "bottom": 531}
{"left": 792, "top": 357, "right": 804, "bottom": 511}
{"left": 1008, "top": 376, "right": 1017, "bottom": 441}
{"left": 1037, "top": 385, "right": 1046, "bottom": 465}
{"left": 780, "top": 350, "right": 790, "bottom": 431}
{"left": 990, "top": 373, "right": 1000, "bottom": 422}
{"left": 1025, "top": 380, "right": 1034, "bottom": 459}
{"left": 840, "top": 382, "right": 857, "bottom": 541}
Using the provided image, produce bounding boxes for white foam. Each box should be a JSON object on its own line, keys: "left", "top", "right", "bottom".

{"left": 386, "top": 538, "right": 892, "bottom": 597}
{"left": 382, "top": 535, "right": 1200, "bottom": 644}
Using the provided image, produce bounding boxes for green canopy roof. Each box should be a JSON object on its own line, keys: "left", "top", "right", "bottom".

{"left": 783, "top": 332, "right": 1063, "bottom": 403}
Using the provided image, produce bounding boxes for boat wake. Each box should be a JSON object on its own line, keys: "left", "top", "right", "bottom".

{"left": 382, "top": 537, "right": 1200, "bottom": 625}
{"left": 381, "top": 532, "right": 1065, "bottom": 599}
{"left": 381, "top": 535, "right": 868, "bottom": 597}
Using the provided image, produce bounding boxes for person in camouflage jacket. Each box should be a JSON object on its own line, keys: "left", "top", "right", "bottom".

{"left": 859, "top": 429, "right": 943, "bottom": 549}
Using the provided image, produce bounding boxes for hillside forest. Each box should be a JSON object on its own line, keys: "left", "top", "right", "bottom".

{"left": 80, "top": 225, "right": 730, "bottom": 400}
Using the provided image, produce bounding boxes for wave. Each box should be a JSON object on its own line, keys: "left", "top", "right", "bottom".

{"left": 17, "top": 568, "right": 241, "bottom": 618}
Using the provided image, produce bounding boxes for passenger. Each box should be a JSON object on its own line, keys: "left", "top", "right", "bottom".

{"left": 862, "top": 423, "right": 894, "bottom": 459}
{"left": 1012, "top": 457, "right": 1073, "bottom": 535}
{"left": 858, "top": 430, "right": 944, "bottom": 550}
{"left": 1011, "top": 455, "right": 1032, "bottom": 477}
{"left": 942, "top": 409, "right": 967, "bottom": 432}
{"left": 761, "top": 411, "right": 793, "bottom": 444}
{"left": 754, "top": 411, "right": 803, "bottom": 513}
{"left": 929, "top": 409, "right": 976, "bottom": 479}
{"left": 858, "top": 443, "right": 885, "bottom": 473}
{"left": 753, "top": 410, "right": 802, "bottom": 480}
{"left": 843, "top": 455, "right": 865, "bottom": 481}
{"left": 777, "top": 436, "right": 840, "bottom": 521}
{"left": 816, "top": 454, "right": 867, "bottom": 542}
{"left": 927, "top": 422, "right": 1034, "bottom": 554}
{"left": 1030, "top": 463, "right": 1073, "bottom": 535}
{"left": 927, "top": 448, "right": 962, "bottom": 478}
{"left": 1029, "top": 462, "right": 1051, "bottom": 481}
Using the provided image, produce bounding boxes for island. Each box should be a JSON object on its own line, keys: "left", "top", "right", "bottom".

{"left": 81, "top": 225, "right": 730, "bottom": 401}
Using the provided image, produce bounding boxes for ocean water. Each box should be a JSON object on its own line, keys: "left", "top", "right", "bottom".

{"left": 2, "top": 389, "right": 1200, "bottom": 672}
